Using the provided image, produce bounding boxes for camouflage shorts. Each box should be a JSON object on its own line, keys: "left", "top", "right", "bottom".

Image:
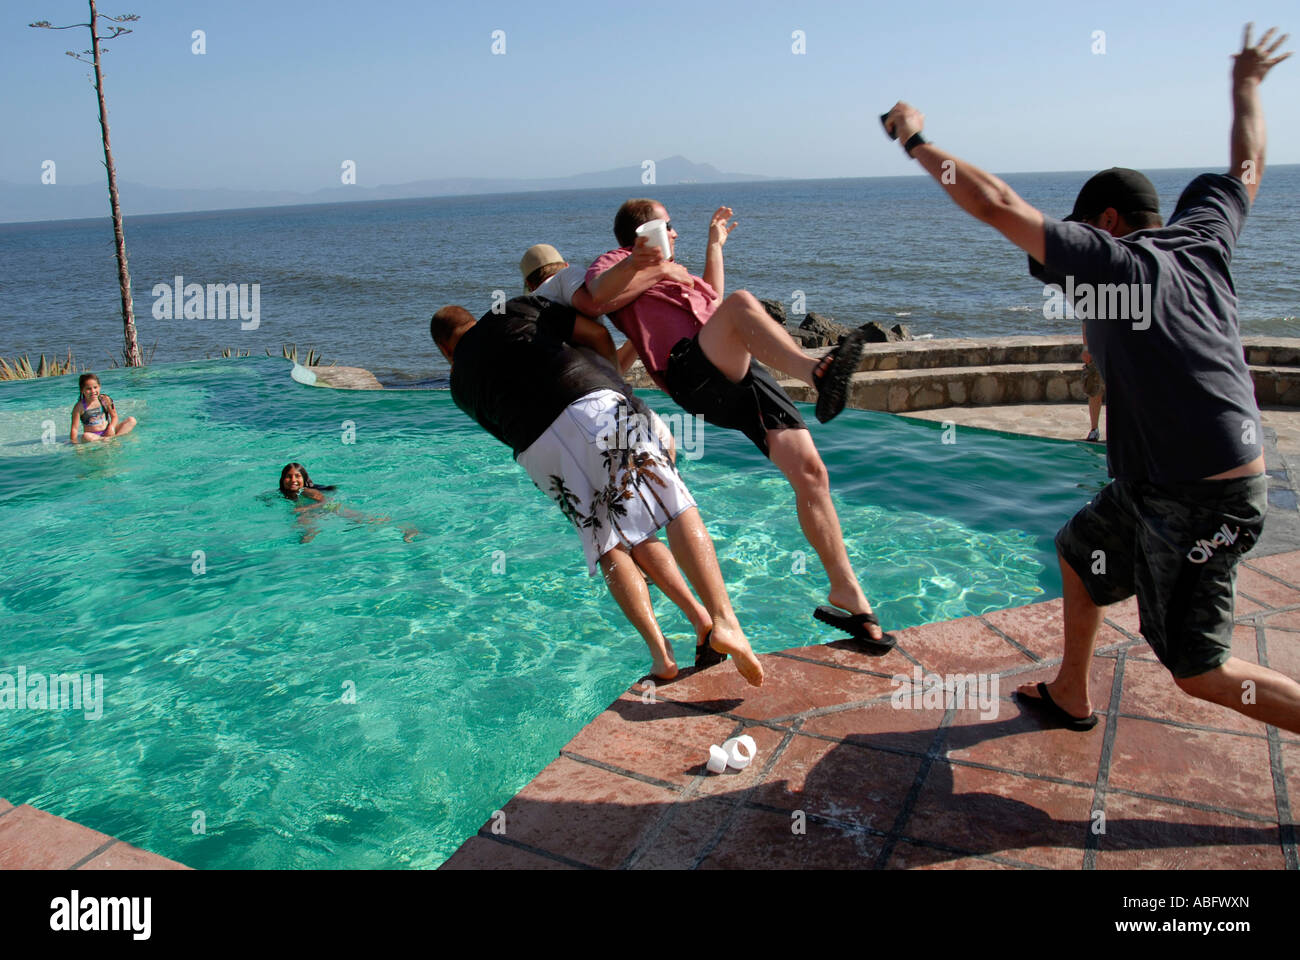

{"left": 1055, "top": 474, "right": 1267, "bottom": 678}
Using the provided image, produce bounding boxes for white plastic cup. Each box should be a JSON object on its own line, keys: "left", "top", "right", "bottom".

{"left": 706, "top": 744, "right": 729, "bottom": 774}
{"left": 635, "top": 219, "right": 672, "bottom": 261}
{"left": 722, "top": 735, "right": 757, "bottom": 770}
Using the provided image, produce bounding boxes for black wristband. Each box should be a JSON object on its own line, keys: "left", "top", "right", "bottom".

{"left": 904, "top": 132, "right": 928, "bottom": 157}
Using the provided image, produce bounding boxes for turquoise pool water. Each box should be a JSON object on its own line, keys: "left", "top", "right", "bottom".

{"left": 0, "top": 357, "right": 1107, "bottom": 868}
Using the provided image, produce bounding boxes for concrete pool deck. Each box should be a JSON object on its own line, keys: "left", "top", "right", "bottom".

{"left": 443, "top": 552, "right": 1300, "bottom": 870}
{"left": 0, "top": 800, "right": 187, "bottom": 869}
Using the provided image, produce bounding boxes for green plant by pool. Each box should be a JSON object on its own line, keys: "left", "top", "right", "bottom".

{"left": 0, "top": 357, "right": 1106, "bottom": 868}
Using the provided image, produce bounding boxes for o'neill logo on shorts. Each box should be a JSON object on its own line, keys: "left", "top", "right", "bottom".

{"left": 1186, "top": 524, "right": 1240, "bottom": 564}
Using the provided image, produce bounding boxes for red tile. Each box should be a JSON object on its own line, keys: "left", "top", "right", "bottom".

{"left": 1261, "top": 608, "right": 1300, "bottom": 631}
{"left": 628, "top": 796, "right": 736, "bottom": 870}
{"left": 945, "top": 704, "right": 1105, "bottom": 786}
{"left": 983, "top": 600, "right": 1133, "bottom": 659}
{"left": 904, "top": 762, "right": 1092, "bottom": 868}
{"left": 1105, "top": 597, "right": 1143, "bottom": 637}
{"left": 483, "top": 756, "right": 679, "bottom": 869}
{"left": 77, "top": 842, "right": 190, "bottom": 870}
{"left": 1237, "top": 566, "right": 1300, "bottom": 608}
{"left": 1095, "top": 793, "right": 1285, "bottom": 869}
{"left": 774, "top": 639, "right": 907, "bottom": 674}
{"left": 698, "top": 805, "right": 884, "bottom": 869}
{"left": 657, "top": 655, "right": 896, "bottom": 723}
{"left": 980, "top": 599, "right": 1065, "bottom": 659}
{"left": 1119, "top": 657, "right": 1260, "bottom": 735}
{"left": 893, "top": 616, "right": 1036, "bottom": 675}
{"left": 1282, "top": 743, "right": 1300, "bottom": 819}
{"left": 886, "top": 840, "right": 1023, "bottom": 870}
{"left": 752, "top": 732, "right": 922, "bottom": 835}
{"left": 1004, "top": 658, "right": 1116, "bottom": 730}
{"left": 0, "top": 805, "right": 113, "bottom": 870}
{"left": 1236, "top": 594, "right": 1269, "bottom": 616}
{"left": 690, "top": 725, "right": 790, "bottom": 798}
{"left": 560, "top": 693, "right": 741, "bottom": 787}
{"left": 0, "top": 799, "right": 12, "bottom": 815}
{"left": 1264, "top": 629, "right": 1300, "bottom": 679}
{"left": 1108, "top": 718, "right": 1276, "bottom": 817}
{"left": 1243, "top": 552, "right": 1300, "bottom": 587}
{"left": 799, "top": 698, "right": 944, "bottom": 754}
{"left": 439, "top": 836, "right": 578, "bottom": 870}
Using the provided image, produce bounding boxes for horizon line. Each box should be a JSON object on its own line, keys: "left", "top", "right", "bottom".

{"left": 3, "top": 162, "right": 1297, "bottom": 228}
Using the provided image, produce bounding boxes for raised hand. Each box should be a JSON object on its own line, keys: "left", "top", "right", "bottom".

{"left": 882, "top": 101, "right": 924, "bottom": 144}
{"left": 708, "top": 206, "right": 738, "bottom": 247}
{"left": 1233, "top": 23, "right": 1291, "bottom": 85}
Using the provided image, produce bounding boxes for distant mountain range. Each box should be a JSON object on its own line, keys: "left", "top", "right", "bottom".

{"left": 0, "top": 155, "right": 772, "bottom": 224}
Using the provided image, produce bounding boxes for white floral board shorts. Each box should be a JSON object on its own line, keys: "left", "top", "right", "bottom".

{"left": 517, "top": 389, "right": 696, "bottom": 575}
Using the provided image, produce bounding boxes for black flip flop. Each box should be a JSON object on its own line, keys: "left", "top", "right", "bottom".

{"left": 813, "top": 329, "right": 869, "bottom": 423}
{"left": 1015, "top": 682, "right": 1099, "bottom": 731}
{"left": 695, "top": 629, "right": 727, "bottom": 669}
{"left": 813, "top": 606, "right": 897, "bottom": 649}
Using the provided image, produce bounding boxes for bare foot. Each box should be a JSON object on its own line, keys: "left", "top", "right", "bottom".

{"left": 826, "top": 588, "right": 884, "bottom": 642}
{"left": 1015, "top": 680, "right": 1092, "bottom": 720}
{"left": 651, "top": 653, "right": 679, "bottom": 681}
{"left": 709, "top": 619, "right": 763, "bottom": 686}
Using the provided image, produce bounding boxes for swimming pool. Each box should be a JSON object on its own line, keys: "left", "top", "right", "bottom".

{"left": 0, "top": 357, "right": 1107, "bottom": 868}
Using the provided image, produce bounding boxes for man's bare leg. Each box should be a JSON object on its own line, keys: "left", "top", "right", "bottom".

{"left": 697, "top": 290, "right": 819, "bottom": 385}
{"left": 1174, "top": 658, "right": 1300, "bottom": 733}
{"left": 598, "top": 546, "right": 677, "bottom": 680}
{"left": 1088, "top": 395, "right": 1102, "bottom": 434}
{"left": 1016, "top": 553, "right": 1105, "bottom": 719}
{"left": 765, "top": 427, "right": 883, "bottom": 642}
{"left": 629, "top": 535, "right": 713, "bottom": 646}
{"left": 664, "top": 507, "right": 764, "bottom": 686}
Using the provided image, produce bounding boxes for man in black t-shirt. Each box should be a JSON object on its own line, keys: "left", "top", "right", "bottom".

{"left": 881, "top": 24, "right": 1299, "bottom": 734}
{"left": 430, "top": 296, "right": 764, "bottom": 687}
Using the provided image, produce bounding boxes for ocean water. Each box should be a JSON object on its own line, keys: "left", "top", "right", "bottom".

{"left": 0, "top": 357, "right": 1107, "bottom": 868}
{"left": 1, "top": 167, "right": 1296, "bottom": 384}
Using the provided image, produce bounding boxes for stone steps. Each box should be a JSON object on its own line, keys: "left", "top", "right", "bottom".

{"left": 599, "top": 336, "right": 1300, "bottom": 412}
{"left": 776, "top": 363, "right": 1090, "bottom": 412}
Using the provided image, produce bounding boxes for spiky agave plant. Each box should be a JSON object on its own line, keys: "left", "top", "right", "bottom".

{"left": 0, "top": 350, "right": 82, "bottom": 380}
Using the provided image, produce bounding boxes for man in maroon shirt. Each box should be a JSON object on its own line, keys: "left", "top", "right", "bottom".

{"left": 582, "top": 200, "right": 888, "bottom": 646}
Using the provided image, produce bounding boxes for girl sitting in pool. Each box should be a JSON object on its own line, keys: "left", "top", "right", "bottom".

{"left": 70, "top": 373, "right": 137, "bottom": 443}
{"left": 279, "top": 462, "right": 417, "bottom": 542}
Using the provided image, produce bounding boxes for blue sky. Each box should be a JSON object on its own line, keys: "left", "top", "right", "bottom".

{"left": 3, "top": 0, "right": 1297, "bottom": 191}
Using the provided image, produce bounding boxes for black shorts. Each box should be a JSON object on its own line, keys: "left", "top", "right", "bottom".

{"left": 662, "top": 335, "right": 806, "bottom": 458}
{"left": 1055, "top": 474, "right": 1267, "bottom": 678}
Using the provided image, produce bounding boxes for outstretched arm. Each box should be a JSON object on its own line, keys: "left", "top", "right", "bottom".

{"left": 883, "top": 102, "right": 1046, "bottom": 264}
{"left": 1229, "top": 23, "right": 1291, "bottom": 204}
{"left": 701, "top": 206, "right": 737, "bottom": 300}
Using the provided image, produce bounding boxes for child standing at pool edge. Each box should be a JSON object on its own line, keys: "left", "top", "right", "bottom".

{"left": 70, "top": 373, "right": 137, "bottom": 443}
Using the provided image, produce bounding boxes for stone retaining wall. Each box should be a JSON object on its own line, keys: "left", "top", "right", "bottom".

{"left": 625, "top": 336, "right": 1300, "bottom": 412}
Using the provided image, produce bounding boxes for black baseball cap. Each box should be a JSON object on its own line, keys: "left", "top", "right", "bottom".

{"left": 1063, "top": 167, "right": 1160, "bottom": 223}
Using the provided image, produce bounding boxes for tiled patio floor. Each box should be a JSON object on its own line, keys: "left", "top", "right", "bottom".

{"left": 443, "top": 553, "right": 1300, "bottom": 870}
{"left": 0, "top": 800, "right": 187, "bottom": 870}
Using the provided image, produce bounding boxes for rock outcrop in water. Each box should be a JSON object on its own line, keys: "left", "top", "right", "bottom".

{"left": 758, "top": 298, "right": 916, "bottom": 348}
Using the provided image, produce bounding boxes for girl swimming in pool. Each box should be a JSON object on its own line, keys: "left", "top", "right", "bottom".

{"left": 70, "top": 373, "right": 137, "bottom": 443}
{"left": 278, "top": 463, "right": 417, "bottom": 542}
{"left": 279, "top": 462, "right": 336, "bottom": 502}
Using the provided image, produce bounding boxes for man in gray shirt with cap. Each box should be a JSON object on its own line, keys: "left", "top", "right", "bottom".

{"left": 883, "top": 24, "right": 1299, "bottom": 734}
